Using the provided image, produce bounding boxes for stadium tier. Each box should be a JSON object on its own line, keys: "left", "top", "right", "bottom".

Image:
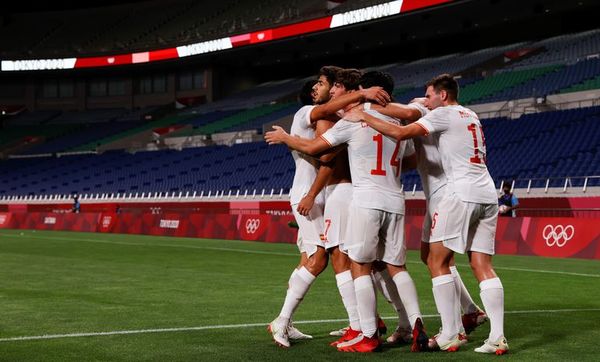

{"left": 480, "top": 58, "right": 600, "bottom": 103}
{"left": 1, "top": 25, "right": 600, "bottom": 198}
{"left": 3, "top": 29, "right": 600, "bottom": 157}
{"left": 2, "top": 106, "right": 600, "bottom": 198}
{"left": 0, "top": 0, "right": 369, "bottom": 58}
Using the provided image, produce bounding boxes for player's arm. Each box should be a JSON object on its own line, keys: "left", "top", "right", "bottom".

{"left": 265, "top": 125, "right": 331, "bottom": 155}
{"left": 297, "top": 161, "right": 333, "bottom": 216}
{"left": 309, "top": 87, "right": 391, "bottom": 122}
{"left": 344, "top": 110, "right": 427, "bottom": 141}
{"left": 297, "top": 120, "right": 336, "bottom": 216}
{"left": 370, "top": 103, "right": 423, "bottom": 123}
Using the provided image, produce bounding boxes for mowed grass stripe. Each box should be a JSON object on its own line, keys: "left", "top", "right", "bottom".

{"left": 1, "top": 230, "right": 599, "bottom": 361}
{"left": 1, "top": 230, "right": 599, "bottom": 278}
{"left": 2, "top": 308, "right": 600, "bottom": 343}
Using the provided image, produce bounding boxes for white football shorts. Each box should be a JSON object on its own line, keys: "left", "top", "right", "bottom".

{"left": 421, "top": 186, "right": 445, "bottom": 243}
{"left": 324, "top": 182, "right": 352, "bottom": 251}
{"left": 429, "top": 193, "right": 498, "bottom": 255}
{"left": 291, "top": 201, "right": 325, "bottom": 257}
{"left": 345, "top": 202, "right": 406, "bottom": 266}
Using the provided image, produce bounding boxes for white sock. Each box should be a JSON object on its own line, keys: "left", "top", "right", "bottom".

{"left": 432, "top": 274, "right": 459, "bottom": 342}
{"left": 372, "top": 270, "right": 411, "bottom": 330}
{"left": 479, "top": 277, "right": 504, "bottom": 342}
{"left": 392, "top": 271, "right": 422, "bottom": 329}
{"left": 288, "top": 268, "right": 299, "bottom": 287}
{"left": 449, "top": 266, "right": 466, "bottom": 334}
{"left": 278, "top": 266, "right": 316, "bottom": 324}
{"left": 354, "top": 275, "right": 377, "bottom": 338}
{"left": 450, "top": 265, "right": 478, "bottom": 314}
{"left": 335, "top": 271, "right": 361, "bottom": 331}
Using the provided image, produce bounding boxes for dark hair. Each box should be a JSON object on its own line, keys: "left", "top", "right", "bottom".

{"left": 426, "top": 74, "right": 459, "bottom": 101}
{"left": 502, "top": 181, "right": 512, "bottom": 190}
{"left": 335, "top": 68, "right": 362, "bottom": 91}
{"left": 298, "top": 80, "right": 316, "bottom": 106}
{"left": 359, "top": 71, "right": 394, "bottom": 97}
{"left": 318, "top": 65, "right": 342, "bottom": 87}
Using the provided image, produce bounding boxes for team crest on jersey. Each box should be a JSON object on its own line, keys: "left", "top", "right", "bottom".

{"left": 458, "top": 110, "right": 471, "bottom": 119}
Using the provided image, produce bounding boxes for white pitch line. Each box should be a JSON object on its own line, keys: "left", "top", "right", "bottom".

{"left": 468, "top": 265, "right": 600, "bottom": 278}
{"left": 1, "top": 308, "right": 599, "bottom": 343}
{"left": 1, "top": 232, "right": 600, "bottom": 277}
{"left": 0, "top": 232, "right": 297, "bottom": 257}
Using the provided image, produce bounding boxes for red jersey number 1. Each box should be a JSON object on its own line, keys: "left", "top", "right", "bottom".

{"left": 468, "top": 123, "right": 487, "bottom": 165}
{"left": 371, "top": 133, "right": 386, "bottom": 175}
{"left": 371, "top": 133, "right": 402, "bottom": 176}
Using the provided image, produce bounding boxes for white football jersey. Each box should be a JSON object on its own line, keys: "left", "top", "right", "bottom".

{"left": 407, "top": 103, "right": 447, "bottom": 198}
{"left": 416, "top": 105, "right": 497, "bottom": 204}
{"left": 321, "top": 110, "right": 413, "bottom": 214}
{"left": 289, "top": 105, "right": 324, "bottom": 205}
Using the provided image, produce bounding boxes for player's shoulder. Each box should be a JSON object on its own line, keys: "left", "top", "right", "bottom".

{"left": 407, "top": 101, "right": 429, "bottom": 116}
{"left": 420, "top": 106, "right": 452, "bottom": 124}
{"left": 292, "top": 105, "right": 315, "bottom": 126}
{"left": 365, "top": 109, "right": 402, "bottom": 126}
{"left": 458, "top": 105, "right": 479, "bottom": 118}
{"left": 429, "top": 104, "right": 478, "bottom": 120}
{"left": 294, "top": 105, "right": 315, "bottom": 117}
{"left": 430, "top": 105, "right": 455, "bottom": 115}
{"left": 333, "top": 118, "right": 359, "bottom": 130}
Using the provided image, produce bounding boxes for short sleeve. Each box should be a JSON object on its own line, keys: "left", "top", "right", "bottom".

{"left": 511, "top": 195, "right": 519, "bottom": 206}
{"left": 416, "top": 107, "right": 450, "bottom": 135}
{"left": 302, "top": 105, "right": 315, "bottom": 127}
{"left": 407, "top": 102, "right": 429, "bottom": 117}
{"left": 321, "top": 120, "right": 356, "bottom": 147}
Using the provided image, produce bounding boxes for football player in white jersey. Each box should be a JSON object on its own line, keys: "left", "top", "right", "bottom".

{"left": 298, "top": 68, "right": 398, "bottom": 347}
{"left": 266, "top": 71, "right": 428, "bottom": 353}
{"left": 296, "top": 68, "right": 363, "bottom": 347}
{"left": 358, "top": 98, "right": 489, "bottom": 342}
{"left": 269, "top": 67, "right": 392, "bottom": 348}
{"left": 344, "top": 74, "right": 508, "bottom": 354}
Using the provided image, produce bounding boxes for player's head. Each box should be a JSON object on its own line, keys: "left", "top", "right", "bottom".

{"left": 358, "top": 71, "right": 394, "bottom": 98}
{"left": 330, "top": 68, "right": 362, "bottom": 100}
{"left": 313, "top": 65, "right": 342, "bottom": 104}
{"left": 425, "top": 74, "right": 459, "bottom": 109}
{"left": 298, "top": 80, "right": 317, "bottom": 106}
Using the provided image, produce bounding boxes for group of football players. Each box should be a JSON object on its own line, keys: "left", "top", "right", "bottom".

{"left": 264, "top": 66, "right": 508, "bottom": 355}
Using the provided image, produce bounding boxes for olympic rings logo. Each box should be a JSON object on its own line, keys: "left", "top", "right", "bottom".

{"left": 542, "top": 224, "right": 575, "bottom": 247}
{"left": 246, "top": 219, "right": 261, "bottom": 234}
{"left": 102, "top": 216, "right": 112, "bottom": 227}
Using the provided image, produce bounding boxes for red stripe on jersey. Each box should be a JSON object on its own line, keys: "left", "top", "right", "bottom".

{"left": 320, "top": 135, "right": 333, "bottom": 147}
{"left": 414, "top": 122, "right": 430, "bottom": 136}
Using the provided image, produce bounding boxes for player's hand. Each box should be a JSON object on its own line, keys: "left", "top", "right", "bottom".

{"left": 265, "top": 125, "right": 288, "bottom": 145}
{"left": 344, "top": 109, "right": 365, "bottom": 123}
{"left": 361, "top": 87, "right": 390, "bottom": 106}
{"left": 297, "top": 194, "right": 315, "bottom": 216}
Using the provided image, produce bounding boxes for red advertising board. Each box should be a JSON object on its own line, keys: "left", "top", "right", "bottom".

{"left": 0, "top": 212, "right": 13, "bottom": 228}
{"left": 1, "top": 209, "right": 598, "bottom": 259}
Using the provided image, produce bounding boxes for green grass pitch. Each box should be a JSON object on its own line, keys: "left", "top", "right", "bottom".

{"left": 1, "top": 229, "right": 599, "bottom": 361}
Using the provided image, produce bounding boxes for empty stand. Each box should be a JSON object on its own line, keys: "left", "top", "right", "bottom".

{"left": 1, "top": 106, "right": 599, "bottom": 198}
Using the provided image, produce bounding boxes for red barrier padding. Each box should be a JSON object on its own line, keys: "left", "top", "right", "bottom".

{"left": 0, "top": 212, "right": 13, "bottom": 228}
{"left": 1, "top": 210, "right": 599, "bottom": 259}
